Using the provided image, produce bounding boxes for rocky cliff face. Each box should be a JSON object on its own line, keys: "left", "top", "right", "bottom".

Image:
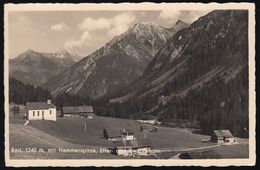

{"left": 9, "top": 49, "right": 77, "bottom": 86}
{"left": 45, "top": 21, "right": 189, "bottom": 99}
{"left": 109, "top": 10, "right": 249, "bottom": 135}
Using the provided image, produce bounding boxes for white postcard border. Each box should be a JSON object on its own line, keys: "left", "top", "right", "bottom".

{"left": 4, "top": 2, "right": 256, "bottom": 167}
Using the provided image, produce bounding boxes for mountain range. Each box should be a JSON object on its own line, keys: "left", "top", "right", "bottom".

{"left": 9, "top": 49, "right": 83, "bottom": 86}
{"left": 9, "top": 10, "right": 249, "bottom": 136}
{"left": 44, "top": 21, "right": 189, "bottom": 99}
{"left": 108, "top": 10, "right": 248, "bottom": 135}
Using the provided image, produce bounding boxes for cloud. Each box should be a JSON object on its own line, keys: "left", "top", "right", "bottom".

{"left": 79, "top": 12, "right": 136, "bottom": 36}
{"left": 159, "top": 10, "right": 182, "bottom": 24}
{"left": 108, "top": 13, "right": 136, "bottom": 37}
{"left": 159, "top": 10, "right": 211, "bottom": 25}
{"left": 65, "top": 12, "right": 137, "bottom": 54}
{"left": 181, "top": 11, "right": 211, "bottom": 23}
{"left": 64, "top": 31, "right": 91, "bottom": 52}
{"left": 51, "top": 23, "right": 70, "bottom": 33}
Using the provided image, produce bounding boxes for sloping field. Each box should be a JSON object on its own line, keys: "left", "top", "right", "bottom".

{"left": 28, "top": 116, "right": 144, "bottom": 147}
{"left": 9, "top": 117, "right": 248, "bottom": 159}
{"left": 163, "top": 143, "right": 249, "bottom": 159}
{"left": 9, "top": 124, "right": 86, "bottom": 149}
{"left": 211, "top": 143, "right": 249, "bottom": 158}
{"left": 25, "top": 116, "right": 214, "bottom": 149}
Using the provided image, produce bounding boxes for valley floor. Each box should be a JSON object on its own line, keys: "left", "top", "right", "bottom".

{"left": 8, "top": 116, "right": 249, "bottom": 159}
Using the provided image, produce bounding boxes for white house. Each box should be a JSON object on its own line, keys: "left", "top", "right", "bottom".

{"left": 111, "top": 139, "right": 152, "bottom": 157}
{"left": 120, "top": 129, "right": 135, "bottom": 141}
{"left": 26, "top": 100, "right": 56, "bottom": 121}
{"left": 112, "top": 140, "right": 134, "bottom": 156}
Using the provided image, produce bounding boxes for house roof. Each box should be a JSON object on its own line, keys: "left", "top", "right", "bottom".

{"left": 104, "top": 128, "right": 135, "bottom": 138}
{"left": 220, "top": 130, "right": 234, "bottom": 138}
{"left": 113, "top": 138, "right": 152, "bottom": 149}
{"left": 26, "top": 102, "right": 56, "bottom": 110}
{"left": 113, "top": 140, "right": 138, "bottom": 148}
{"left": 213, "top": 130, "right": 234, "bottom": 138}
{"left": 104, "top": 128, "right": 122, "bottom": 138}
{"left": 120, "top": 129, "right": 134, "bottom": 135}
{"left": 62, "top": 106, "right": 93, "bottom": 114}
{"left": 134, "top": 138, "right": 152, "bottom": 148}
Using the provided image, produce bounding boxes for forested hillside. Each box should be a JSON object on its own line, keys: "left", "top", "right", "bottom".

{"left": 9, "top": 77, "right": 52, "bottom": 104}
{"left": 106, "top": 10, "right": 249, "bottom": 136}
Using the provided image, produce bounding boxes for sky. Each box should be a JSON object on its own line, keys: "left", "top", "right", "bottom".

{"left": 8, "top": 10, "right": 210, "bottom": 58}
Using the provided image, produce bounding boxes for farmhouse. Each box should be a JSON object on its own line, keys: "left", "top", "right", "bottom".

{"left": 211, "top": 130, "right": 235, "bottom": 144}
{"left": 103, "top": 128, "right": 123, "bottom": 141}
{"left": 62, "top": 106, "right": 95, "bottom": 118}
{"left": 121, "top": 128, "right": 135, "bottom": 141}
{"left": 103, "top": 128, "right": 135, "bottom": 141}
{"left": 132, "top": 139, "right": 152, "bottom": 156}
{"left": 112, "top": 140, "right": 135, "bottom": 156}
{"left": 26, "top": 100, "right": 56, "bottom": 121}
{"left": 111, "top": 139, "right": 152, "bottom": 156}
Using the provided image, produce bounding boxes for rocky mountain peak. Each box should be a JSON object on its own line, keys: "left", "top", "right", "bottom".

{"left": 168, "top": 20, "right": 189, "bottom": 33}
{"left": 129, "top": 22, "right": 166, "bottom": 34}
{"left": 175, "top": 19, "right": 186, "bottom": 25}
{"left": 21, "top": 49, "right": 38, "bottom": 57}
{"left": 131, "top": 22, "right": 162, "bottom": 29}
{"left": 56, "top": 49, "right": 70, "bottom": 55}
{"left": 45, "top": 20, "right": 189, "bottom": 99}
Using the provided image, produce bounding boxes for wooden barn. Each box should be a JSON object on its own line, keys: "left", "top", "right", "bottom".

{"left": 211, "top": 130, "right": 235, "bottom": 144}
{"left": 103, "top": 128, "right": 135, "bottom": 141}
{"left": 62, "top": 106, "right": 95, "bottom": 118}
{"left": 103, "top": 128, "right": 123, "bottom": 141}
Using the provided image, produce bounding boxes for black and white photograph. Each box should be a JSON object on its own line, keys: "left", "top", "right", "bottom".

{"left": 4, "top": 2, "right": 255, "bottom": 167}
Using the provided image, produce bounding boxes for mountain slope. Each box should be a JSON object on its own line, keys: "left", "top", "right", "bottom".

{"left": 109, "top": 10, "right": 249, "bottom": 136}
{"left": 9, "top": 77, "right": 52, "bottom": 104}
{"left": 45, "top": 21, "right": 189, "bottom": 99}
{"left": 9, "top": 49, "right": 77, "bottom": 86}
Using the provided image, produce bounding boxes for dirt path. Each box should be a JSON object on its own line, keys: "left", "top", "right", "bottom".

{"left": 156, "top": 141, "right": 248, "bottom": 153}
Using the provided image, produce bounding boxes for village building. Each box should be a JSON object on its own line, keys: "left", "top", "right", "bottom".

{"left": 26, "top": 100, "right": 56, "bottom": 121}
{"left": 103, "top": 128, "right": 122, "bottom": 141}
{"left": 62, "top": 106, "right": 95, "bottom": 118}
{"left": 211, "top": 130, "right": 235, "bottom": 144}
{"left": 103, "top": 128, "right": 135, "bottom": 141}
{"left": 111, "top": 140, "right": 135, "bottom": 156}
{"left": 132, "top": 139, "right": 152, "bottom": 156}
{"left": 111, "top": 139, "right": 152, "bottom": 157}
{"left": 120, "top": 129, "right": 135, "bottom": 141}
